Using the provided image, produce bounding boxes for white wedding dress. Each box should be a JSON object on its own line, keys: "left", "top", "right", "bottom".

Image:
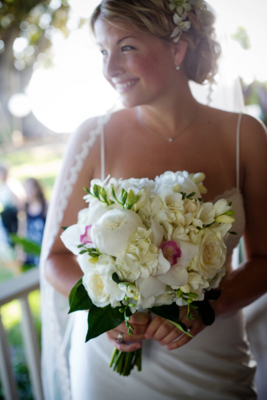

{"left": 40, "top": 108, "right": 257, "bottom": 400}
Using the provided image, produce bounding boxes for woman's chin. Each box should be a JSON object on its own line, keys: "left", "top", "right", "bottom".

{"left": 118, "top": 94, "right": 146, "bottom": 109}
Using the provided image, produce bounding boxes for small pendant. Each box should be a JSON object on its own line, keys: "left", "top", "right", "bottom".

{"left": 168, "top": 138, "right": 173, "bottom": 142}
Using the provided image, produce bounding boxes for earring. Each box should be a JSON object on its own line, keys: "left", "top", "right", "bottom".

{"left": 175, "top": 64, "right": 180, "bottom": 70}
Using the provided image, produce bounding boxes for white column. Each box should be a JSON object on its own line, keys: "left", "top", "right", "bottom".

{"left": 19, "top": 296, "right": 44, "bottom": 400}
{"left": 0, "top": 311, "right": 19, "bottom": 400}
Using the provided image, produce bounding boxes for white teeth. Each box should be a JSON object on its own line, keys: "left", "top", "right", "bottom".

{"left": 115, "top": 80, "right": 137, "bottom": 90}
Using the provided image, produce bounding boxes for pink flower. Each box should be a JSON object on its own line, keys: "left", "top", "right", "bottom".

{"left": 80, "top": 225, "right": 93, "bottom": 245}
{"left": 161, "top": 241, "right": 181, "bottom": 266}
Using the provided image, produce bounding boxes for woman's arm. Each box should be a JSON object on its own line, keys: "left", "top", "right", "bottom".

{"left": 214, "top": 115, "right": 267, "bottom": 317}
{"left": 145, "top": 115, "right": 267, "bottom": 349}
{"left": 43, "top": 117, "right": 100, "bottom": 298}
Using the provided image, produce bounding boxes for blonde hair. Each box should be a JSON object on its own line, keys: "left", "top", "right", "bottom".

{"left": 90, "top": 0, "right": 221, "bottom": 84}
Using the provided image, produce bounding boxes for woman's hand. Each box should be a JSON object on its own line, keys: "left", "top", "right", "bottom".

{"left": 106, "top": 312, "right": 151, "bottom": 352}
{"left": 144, "top": 307, "right": 206, "bottom": 350}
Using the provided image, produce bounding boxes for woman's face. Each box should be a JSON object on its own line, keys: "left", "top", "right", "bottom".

{"left": 94, "top": 18, "right": 178, "bottom": 108}
{"left": 25, "top": 181, "right": 38, "bottom": 200}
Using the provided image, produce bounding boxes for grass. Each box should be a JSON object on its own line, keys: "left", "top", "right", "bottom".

{"left": 2, "top": 146, "right": 63, "bottom": 199}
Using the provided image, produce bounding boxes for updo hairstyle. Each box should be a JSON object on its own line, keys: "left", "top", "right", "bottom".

{"left": 90, "top": 0, "right": 221, "bottom": 84}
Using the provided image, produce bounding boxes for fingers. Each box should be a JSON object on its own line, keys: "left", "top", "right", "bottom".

{"left": 107, "top": 335, "right": 142, "bottom": 352}
{"left": 106, "top": 329, "right": 143, "bottom": 352}
{"left": 166, "top": 320, "right": 203, "bottom": 350}
{"left": 106, "top": 313, "right": 152, "bottom": 353}
{"left": 144, "top": 314, "right": 206, "bottom": 350}
{"left": 129, "top": 311, "right": 151, "bottom": 325}
{"left": 145, "top": 316, "right": 176, "bottom": 341}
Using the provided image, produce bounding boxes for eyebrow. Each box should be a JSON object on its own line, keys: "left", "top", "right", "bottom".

{"left": 116, "top": 35, "right": 134, "bottom": 45}
{"left": 97, "top": 35, "right": 136, "bottom": 47}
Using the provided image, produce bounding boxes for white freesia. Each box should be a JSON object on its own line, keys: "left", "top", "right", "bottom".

{"left": 196, "top": 202, "right": 215, "bottom": 226}
{"left": 91, "top": 209, "right": 144, "bottom": 257}
{"left": 213, "top": 199, "right": 231, "bottom": 216}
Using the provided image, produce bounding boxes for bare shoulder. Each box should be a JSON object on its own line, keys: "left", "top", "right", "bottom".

{"left": 239, "top": 113, "right": 267, "bottom": 148}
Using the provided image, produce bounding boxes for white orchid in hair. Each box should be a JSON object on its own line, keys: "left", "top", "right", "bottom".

{"left": 170, "top": 12, "right": 191, "bottom": 43}
{"left": 168, "top": 0, "right": 192, "bottom": 17}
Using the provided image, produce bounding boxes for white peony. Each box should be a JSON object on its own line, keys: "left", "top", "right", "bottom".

{"left": 91, "top": 209, "right": 144, "bottom": 257}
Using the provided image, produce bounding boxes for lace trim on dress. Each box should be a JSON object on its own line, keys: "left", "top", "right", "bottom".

{"left": 40, "top": 112, "right": 111, "bottom": 400}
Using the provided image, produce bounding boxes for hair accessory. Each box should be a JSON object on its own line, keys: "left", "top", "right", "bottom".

{"left": 168, "top": 0, "right": 207, "bottom": 43}
{"left": 137, "top": 106, "right": 199, "bottom": 143}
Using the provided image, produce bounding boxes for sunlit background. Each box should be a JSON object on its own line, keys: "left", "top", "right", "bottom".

{"left": 1, "top": 0, "right": 267, "bottom": 137}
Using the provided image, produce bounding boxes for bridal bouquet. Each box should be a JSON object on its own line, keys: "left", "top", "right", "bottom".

{"left": 61, "top": 171, "right": 235, "bottom": 376}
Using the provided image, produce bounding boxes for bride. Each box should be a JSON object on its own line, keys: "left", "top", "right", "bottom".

{"left": 41, "top": 1, "right": 267, "bottom": 399}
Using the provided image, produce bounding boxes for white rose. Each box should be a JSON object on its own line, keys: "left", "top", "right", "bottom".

{"left": 83, "top": 268, "right": 125, "bottom": 308}
{"left": 196, "top": 229, "right": 226, "bottom": 280}
{"left": 91, "top": 209, "right": 144, "bottom": 256}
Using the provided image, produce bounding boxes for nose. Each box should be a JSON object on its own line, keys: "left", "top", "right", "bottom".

{"left": 103, "top": 52, "right": 124, "bottom": 79}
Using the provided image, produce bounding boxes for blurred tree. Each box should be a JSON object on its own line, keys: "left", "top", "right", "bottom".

{"left": 0, "top": 0, "right": 71, "bottom": 145}
{"left": 231, "top": 26, "right": 251, "bottom": 50}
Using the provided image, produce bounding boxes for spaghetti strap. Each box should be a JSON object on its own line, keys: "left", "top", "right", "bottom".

{"left": 236, "top": 113, "right": 242, "bottom": 190}
{"left": 100, "top": 119, "right": 105, "bottom": 181}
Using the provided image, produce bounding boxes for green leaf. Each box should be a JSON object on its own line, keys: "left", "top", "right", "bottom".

{"left": 93, "top": 184, "right": 100, "bottom": 198}
{"left": 230, "top": 231, "right": 238, "bottom": 235}
{"left": 79, "top": 250, "right": 87, "bottom": 255}
{"left": 111, "top": 186, "right": 118, "bottom": 202}
{"left": 112, "top": 273, "right": 121, "bottom": 284}
{"left": 186, "top": 192, "right": 196, "bottom": 198}
{"left": 205, "top": 289, "right": 221, "bottom": 301}
{"left": 83, "top": 187, "right": 91, "bottom": 194}
{"left": 86, "top": 304, "right": 124, "bottom": 341}
{"left": 192, "top": 299, "right": 215, "bottom": 326}
{"left": 149, "top": 303, "right": 180, "bottom": 323}
{"left": 61, "top": 226, "right": 68, "bottom": 231}
{"left": 9, "top": 234, "right": 41, "bottom": 256}
{"left": 68, "top": 278, "right": 92, "bottom": 314}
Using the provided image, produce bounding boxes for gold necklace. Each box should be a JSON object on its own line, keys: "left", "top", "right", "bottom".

{"left": 136, "top": 107, "right": 199, "bottom": 143}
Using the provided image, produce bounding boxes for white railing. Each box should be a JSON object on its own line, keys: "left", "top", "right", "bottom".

{"left": 0, "top": 268, "right": 44, "bottom": 400}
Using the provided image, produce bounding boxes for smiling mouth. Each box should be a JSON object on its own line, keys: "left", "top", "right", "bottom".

{"left": 114, "top": 79, "right": 139, "bottom": 93}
